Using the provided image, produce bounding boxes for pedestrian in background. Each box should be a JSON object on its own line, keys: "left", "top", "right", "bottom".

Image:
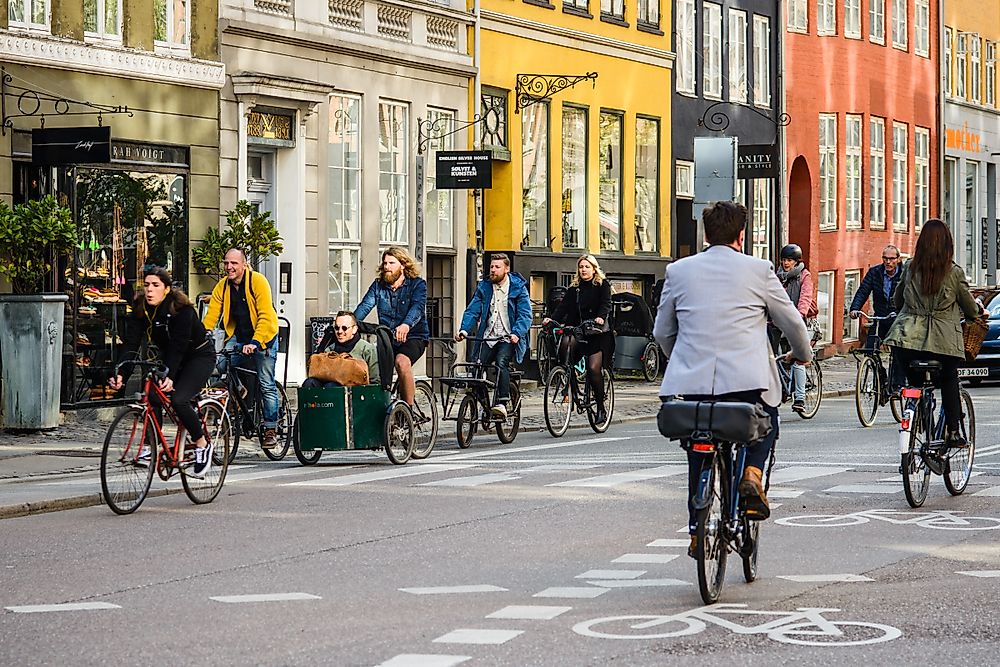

{"left": 774, "top": 243, "right": 817, "bottom": 414}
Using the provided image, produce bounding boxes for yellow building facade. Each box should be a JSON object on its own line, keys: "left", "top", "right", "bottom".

{"left": 475, "top": 0, "right": 673, "bottom": 305}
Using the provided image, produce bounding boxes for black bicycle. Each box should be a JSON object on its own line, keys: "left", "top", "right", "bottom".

{"left": 208, "top": 348, "right": 292, "bottom": 463}
{"left": 852, "top": 312, "right": 903, "bottom": 427}
{"left": 440, "top": 336, "right": 522, "bottom": 448}
{"left": 543, "top": 322, "right": 614, "bottom": 437}
{"left": 898, "top": 360, "right": 976, "bottom": 507}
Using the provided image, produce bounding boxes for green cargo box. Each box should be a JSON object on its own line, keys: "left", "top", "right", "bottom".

{"left": 296, "top": 385, "right": 391, "bottom": 451}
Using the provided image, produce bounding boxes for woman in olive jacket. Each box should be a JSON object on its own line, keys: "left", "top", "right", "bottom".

{"left": 885, "top": 219, "right": 984, "bottom": 446}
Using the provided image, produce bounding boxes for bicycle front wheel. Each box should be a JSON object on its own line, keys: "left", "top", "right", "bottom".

{"left": 944, "top": 389, "right": 975, "bottom": 495}
{"left": 496, "top": 382, "right": 521, "bottom": 444}
{"left": 587, "top": 369, "right": 614, "bottom": 433}
{"left": 544, "top": 367, "right": 572, "bottom": 438}
{"left": 536, "top": 335, "right": 552, "bottom": 386}
{"left": 855, "top": 356, "right": 879, "bottom": 427}
{"left": 182, "top": 401, "right": 231, "bottom": 505}
{"left": 641, "top": 340, "right": 661, "bottom": 382}
{"left": 902, "top": 402, "right": 930, "bottom": 508}
{"left": 101, "top": 407, "right": 156, "bottom": 515}
{"left": 410, "top": 380, "right": 439, "bottom": 459}
{"left": 801, "top": 361, "right": 822, "bottom": 419}
{"left": 696, "top": 454, "right": 728, "bottom": 604}
{"left": 261, "top": 385, "right": 291, "bottom": 461}
{"left": 384, "top": 402, "right": 414, "bottom": 464}
{"left": 456, "top": 394, "right": 478, "bottom": 448}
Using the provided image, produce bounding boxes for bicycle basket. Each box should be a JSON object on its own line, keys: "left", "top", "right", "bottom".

{"left": 963, "top": 317, "right": 989, "bottom": 362}
{"left": 657, "top": 399, "right": 772, "bottom": 443}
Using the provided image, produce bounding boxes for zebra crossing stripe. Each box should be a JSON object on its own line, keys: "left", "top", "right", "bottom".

{"left": 5, "top": 602, "right": 120, "bottom": 613}
{"left": 547, "top": 465, "right": 686, "bottom": 488}
{"left": 282, "top": 464, "right": 478, "bottom": 487}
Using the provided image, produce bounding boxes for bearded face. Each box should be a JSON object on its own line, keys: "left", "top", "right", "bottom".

{"left": 382, "top": 266, "right": 403, "bottom": 284}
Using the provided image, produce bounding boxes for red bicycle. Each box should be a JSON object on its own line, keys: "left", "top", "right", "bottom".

{"left": 100, "top": 360, "right": 232, "bottom": 514}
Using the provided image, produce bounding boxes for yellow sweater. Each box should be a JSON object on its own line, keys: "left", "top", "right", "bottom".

{"left": 202, "top": 268, "right": 279, "bottom": 349}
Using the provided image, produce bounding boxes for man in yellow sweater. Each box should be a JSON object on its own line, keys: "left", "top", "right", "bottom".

{"left": 203, "top": 249, "right": 281, "bottom": 448}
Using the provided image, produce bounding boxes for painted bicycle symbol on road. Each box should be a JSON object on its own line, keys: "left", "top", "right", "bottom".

{"left": 775, "top": 509, "right": 1000, "bottom": 531}
{"left": 573, "top": 603, "right": 901, "bottom": 647}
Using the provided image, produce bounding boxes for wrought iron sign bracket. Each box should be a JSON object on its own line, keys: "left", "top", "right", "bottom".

{"left": 515, "top": 72, "right": 598, "bottom": 114}
{"left": 698, "top": 100, "right": 790, "bottom": 141}
{"left": 1, "top": 66, "right": 133, "bottom": 136}
{"left": 417, "top": 110, "right": 501, "bottom": 155}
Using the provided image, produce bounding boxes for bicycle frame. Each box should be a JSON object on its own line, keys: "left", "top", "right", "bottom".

{"left": 131, "top": 372, "right": 197, "bottom": 472}
{"left": 692, "top": 440, "right": 750, "bottom": 553}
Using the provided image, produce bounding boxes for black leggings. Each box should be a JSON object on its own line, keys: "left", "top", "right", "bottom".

{"left": 892, "top": 347, "right": 963, "bottom": 431}
{"left": 151, "top": 347, "right": 216, "bottom": 441}
{"left": 559, "top": 334, "right": 605, "bottom": 404}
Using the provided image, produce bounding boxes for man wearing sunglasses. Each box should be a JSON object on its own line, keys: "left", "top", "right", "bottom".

{"left": 302, "top": 311, "right": 380, "bottom": 388}
{"left": 850, "top": 245, "right": 904, "bottom": 387}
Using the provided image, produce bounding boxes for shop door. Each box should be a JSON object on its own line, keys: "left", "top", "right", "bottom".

{"left": 426, "top": 254, "right": 454, "bottom": 381}
{"left": 247, "top": 151, "right": 277, "bottom": 288}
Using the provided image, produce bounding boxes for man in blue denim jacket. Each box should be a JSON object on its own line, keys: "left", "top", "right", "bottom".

{"left": 355, "top": 246, "right": 429, "bottom": 405}
{"left": 455, "top": 254, "right": 532, "bottom": 418}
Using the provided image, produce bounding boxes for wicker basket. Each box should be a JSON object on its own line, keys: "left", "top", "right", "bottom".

{"left": 963, "top": 317, "right": 989, "bottom": 362}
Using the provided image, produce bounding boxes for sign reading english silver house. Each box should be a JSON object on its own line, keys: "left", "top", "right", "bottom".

{"left": 436, "top": 150, "right": 493, "bottom": 189}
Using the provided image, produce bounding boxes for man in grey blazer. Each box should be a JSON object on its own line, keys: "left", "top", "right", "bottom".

{"left": 654, "top": 201, "right": 812, "bottom": 554}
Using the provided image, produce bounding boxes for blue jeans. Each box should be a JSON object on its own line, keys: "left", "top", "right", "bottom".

{"left": 220, "top": 339, "right": 279, "bottom": 428}
{"left": 791, "top": 363, "right": 807, "bottom": 402}
{"left": 479, "top": 341, "right": 515, "bottom": 404}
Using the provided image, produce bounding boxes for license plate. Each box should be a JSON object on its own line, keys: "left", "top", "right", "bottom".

{"left": 958, "top": 367, "right": 989, "bottom": 377}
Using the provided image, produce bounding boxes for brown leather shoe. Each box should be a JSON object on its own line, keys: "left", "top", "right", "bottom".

{"left": 738, "top": 465, "right": 770, "bottom": 521}
{"left": 261, "top": 428, "right": 278, "bottom": 449}
{"left": 687, "top": 535, "right": 698, "bottom": 559}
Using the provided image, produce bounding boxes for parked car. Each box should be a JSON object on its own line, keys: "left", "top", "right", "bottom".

{"left": 959, "top": 291, "right": 1000, "bottom": 385}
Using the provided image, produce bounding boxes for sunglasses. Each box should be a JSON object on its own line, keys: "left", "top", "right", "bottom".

{"left": 334, "top": 325, "right": 354, "bottom": 332}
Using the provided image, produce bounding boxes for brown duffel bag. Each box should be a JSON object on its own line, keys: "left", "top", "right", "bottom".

{"left": 308, "top": 352, "right": 369, "bottom": 386}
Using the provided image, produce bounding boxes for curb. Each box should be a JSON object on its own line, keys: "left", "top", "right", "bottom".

{"left": 0, "top": 487, "right": 180, "bottom": 520}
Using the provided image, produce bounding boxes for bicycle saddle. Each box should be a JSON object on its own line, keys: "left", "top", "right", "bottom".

{"left": 909, "top": 360, "right": 942, "bottom": 371}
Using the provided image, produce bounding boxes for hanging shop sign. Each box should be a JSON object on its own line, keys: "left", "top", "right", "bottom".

{"left": 32, "top": 126, "right": 112, "bottom": 165}
{"left": 247, "top": 110, "right": 295, "bottom": 147}
{"left": 112, "top": 140, "right": 189, "bottom": 168}
{"left": 436, "top": 151, "right": 493, "bottom": 189}
{"left": 737, "top": 144, "right": 778, "bottom": 179}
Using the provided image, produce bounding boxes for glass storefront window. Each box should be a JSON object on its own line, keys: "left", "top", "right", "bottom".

{"left": 599, "top": 111, "right": 622, "bottom": 252}
{"left": 379, "top": 100, "right": 409, "bottom": 245}
{"left": 328, "top": 246, "right": 360, "bottom": 314}
{"left": 521, "top": 103, "right": 549, "bottom": 248}
{"left": 751, "top": 179, "right": 771, "bottom": 259}
{"left": 844, "top": 270, "right": 860, "bottom": 340}
{"left": 965, "top": 161, "right": 979, "bottom": 279}
{"left": 561, "top": 106, "right": 587, "bottom": 251}
{"left": 635, "top": 116, "right": 659, "bottom": 253}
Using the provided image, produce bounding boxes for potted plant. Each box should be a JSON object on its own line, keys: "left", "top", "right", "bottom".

{"left": 0, "top": 195, "right": 77, "bottom": 429}
{"left": 192, "top": 199, "right": 283, "bottom": 279}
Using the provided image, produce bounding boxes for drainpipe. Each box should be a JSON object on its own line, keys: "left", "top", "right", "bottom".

{"left": 777, "top": 0, "right": 787, "bottom": 258}
{"left": 937, "top": 1, "right": 945, "bottom": 236}
{"left": 473, "top": 0, "right": 484, "bottom": 281}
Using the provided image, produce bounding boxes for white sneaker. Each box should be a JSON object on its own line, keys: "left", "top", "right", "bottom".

{"left": 188, "top": 446, "right": 212, "bottom": 479}
{"left": 491, "top": 403, "right": 508, "bottom": 419}
{"left": 135, "top": 445, "right": 151, "bottom": 467}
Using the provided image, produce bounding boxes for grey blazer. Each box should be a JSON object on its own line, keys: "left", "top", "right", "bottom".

{"left": 653, "top": 244, "right": 813, "bottom": 407}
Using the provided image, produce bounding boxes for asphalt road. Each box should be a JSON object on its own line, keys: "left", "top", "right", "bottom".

{"left": 3, "top": 387, "right": 1000, "bottom": 666}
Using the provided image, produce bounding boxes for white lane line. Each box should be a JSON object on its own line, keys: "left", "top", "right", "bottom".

{"left": 210, "top": 593, "right": 321, "bottom": 603}
{"left": 533, "top": 587, "right": 609, "bottom": 599}
{"left": 5, "top": 602, "right": 120, "bottom": 613}
{"left": 226, "top": 466, "right": 360, "bottom": 483}
{"left": 399, "top": 585, "right": 508, "bottom": 595}
{"left": 486, "top": 605, "right": 572, "bottom": 620}
{"left": 432, "top": 436, "right": 627, "bottom": 461}
{"left": 769, "top": 466, "right": 850, "bottom": 484}
{"left": 647, "top": 538, "right": 690, "bottom": 548}
{"left": 956, "top": 570, "right": 1000, "bottom": 578}
{"left": 824, "top": 484, "right": 900, "bottom": 494}
{"left": 432, "top": 629, "right": 524, "bottom": 645}
{"left": 282, "top": 464, "right": 477, "bottom": 486}
{"left": 575, "top": 569, "right": 646, "bottom": 580}
{"left": 975, "top": 444, "right": 1000, "bottom": 455}
{"left": 768, "top": 488, "right": 806, "bottom": 498}
{"left": 548, "top": 465, "right": 687, "bottom": 488}
{"left": 972, "top": 487, "right": 1000, "bottom": 497}
{"left": 586, "top": 578, "right": 691, "bottom": 588}
{"left": 612, "top": 553, "right": 679, "bottom": 564}
{"left": 777, "top": 574, "right": 874, "bottom": 583}
{"left": 420, "top": 473, "right": 521, "bottom": 487}
{"left": 377, "top": 655, "right": 471, "bottom": 667}
{"left": 521, "top": 464, "right": 603, "bottom": 472}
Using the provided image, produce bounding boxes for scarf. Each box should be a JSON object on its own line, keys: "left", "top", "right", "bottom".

{"left": 777, "top": 262, "right": 804, "bottom": 305}
{"left": 333, "top": 330, "right": 361, "bottom": 354}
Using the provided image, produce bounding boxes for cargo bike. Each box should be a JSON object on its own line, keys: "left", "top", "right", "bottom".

{"left": 291, "top": 323, "right": 438, "bottom": 465}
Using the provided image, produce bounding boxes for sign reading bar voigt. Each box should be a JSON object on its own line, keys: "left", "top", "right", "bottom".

{"left": 435, "top": 150, "right": 493, "bottom": 189}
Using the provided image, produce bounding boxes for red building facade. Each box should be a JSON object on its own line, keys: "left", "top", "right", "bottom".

{"left": 784, "top": 0, "right": 939, "bottom": 353}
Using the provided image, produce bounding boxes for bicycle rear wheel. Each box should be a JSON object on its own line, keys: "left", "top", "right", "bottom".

{"left": 902, "top": 402, "right": 931, "bottom": 508}
{"left": 696, "top": 454, "right": 728, "bottom": 604}
{"left": 291, "top": 413, "right": 322, "bottom": 465}
{"left": 544, "top": 367, "right": 573, "bottom": 437}
{"left": 536, "top": 334, "right": 552, "bottom": 386}
{"left": 587, "top": 369, "right": 615, "bottom": 433}
{"left": 456, "top": 394, "right": 478, "bottom": 448}
{"left": 855, "top": 356, "right": 879, "bottom": 427}
{"left": 384, "top": 402, "right": 415, "bottom": 464}
{"left": 223, "top": 395, "right": 242, "bottom": 464}
{"left": 101, "top": 407, "right": 156, "bottom": 515}
{"left": 641, "top": 340, "right": 660, "bottom": 382}
{"left": 496, "top": 382, "right": 521, "bottom": 444}
{"left": 261, "top": 385, "right": 292, "bottom": 461}
{"left": 741, "top": 518, "right": 760, "bottom": 583}
{"left": 889, "top": 393, "right": 903, "bottom": 423}
{"left": 801, "top": 362, "right": 822, "bottom": 419}
{"left": 944, "top": 389, "right": 976, "bottom": 495}
{"left": 410, "top": 380, "right": 439, "bottom": 459}
{"left": 182, "top": 401, "right": 231, "bottom": 504}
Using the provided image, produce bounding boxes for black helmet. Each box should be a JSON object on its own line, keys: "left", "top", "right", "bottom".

{"left": 779, "top": 244, "right": 802, "bottom": 261}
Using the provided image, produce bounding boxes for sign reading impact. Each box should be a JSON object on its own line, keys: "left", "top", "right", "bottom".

{"left": 435, "top": 150, "right": 493, "bottom": 189}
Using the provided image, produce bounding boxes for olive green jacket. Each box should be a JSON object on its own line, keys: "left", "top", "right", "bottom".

{"left": 884, "top": 261, "right": 980, "bottom": 358}
{"left": 318, "top": 337, "right": 380, "bottom": 385}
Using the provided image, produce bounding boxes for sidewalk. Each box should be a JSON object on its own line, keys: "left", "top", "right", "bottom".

{"left": 0, "top": 355, "right": 858, "bottom": 516}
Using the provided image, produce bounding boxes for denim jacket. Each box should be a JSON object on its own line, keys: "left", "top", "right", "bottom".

{"left": 354, "top": 276, "right": 430, "bottom": 341}
{"left": 460, "top": 272, "right": 532, "bottom": 363}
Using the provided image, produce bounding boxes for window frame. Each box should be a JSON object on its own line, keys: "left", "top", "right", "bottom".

{"left": 845, "top": 0, "right": 861, "bottom": 40}
{"left": 637, "top": 0, "right": 659, "bottom": 29}
{"left": 521, "top": 102, "right": 550, "bottom": 249}
{"left": 752, "top": 14, "right": 772, "bottom": 108}
{"left": 561, "top": 105, "right": 589, "bottom": 251}
{"left": 378, "top": 100, "right": 410, "bottom": 246}
{"left": 634, "top": 115, "right": 660, "bottom": 254}
{"left": 327, "top": 246, "right": 361, "bottom": 315}
{"left": 914, "top": 0, "right": 929, "bottom": 57}
{"left": 600, "top": 0, "right": 625, "bottom": 21}
{"left": 891, "top": 0, "right": 907, "bottom": 51}
{"left": 970, "top": 35, "right": 982, "bottom": 104}
{"left": 675, "top": 160, "right": 694, "bottom": 199}
{"left": 703, "top": 2, "right": 723, "bottom": 100}
{"left": 957, "top": 33, "right": 967, "bottom": 99}
{"left": 869, "top": 0, "right": 885, "bottom": 44}
{"left": 819, "top": 113, "right": 838, "bottom": 231}
{"left": 425, "top": 107, "right": 456, "bottom": 249}
{"left": 944, "top": 28, "right": 953, "bottom": 97}
{"left": 914, "top": 126, "right": 930, "bottom": 231}
{"left": 817, "top": 0, "right": 836, "bottom": 36}
{"left": 845, "top": 114, "right": 863, "bottom": 230}
{"left": 964, "top": 161, "right": 979, "bottom": 278}
{"left": 817, "top": 271, "right": 835, "bottom": 345}
{"left": 787, "top": 0, "right": 807, "bottom": 34}
{"left": 598, "top": 109, "right": 624, "bottom": 252}
{"left": 843, "top": 270, "right": 861, "bottom": 341}
{"left": 728, "top": 8, "right": 748, "bottom": 104}
{"left": 8, "top": 0, "right": 50, "bottom": 31}
{"left": 84, "top": 0, "right": 123, "bottom": 41}
{"left": 869, "top": 116, "right": 886, "bottom": 230}
{"left": 891, "top": 121, "right": 908, "bottom": 233}
{"left": 750, "top": 179, "right": 772, "bottom": 260}
{"left": 676, "top": 0, "right": 697, "bottom": 95}
{"left": 987, "top": 41, "right": 997, "bottom": 108}
{"left": 328, "top": 93, "right": 363, "bottom": 245}
{"left": 154, "top": 0, "right": 191, "bottom": 52}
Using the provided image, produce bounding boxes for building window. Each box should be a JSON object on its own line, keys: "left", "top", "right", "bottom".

{"left": 914, "top": 0, "right": 929, "bottom": 57}
{"left": 635, "top": 116, "right": 659, "bottom": 253}
{"left": 845, "top": 115, "right": 862, "bottom": 229}
{"left": 84, "top": 0, "right": 122, "bottom": 39}
{"left": 914, "top": 127, "right": 930, "bottom": 231}
{"left": 817, "top": 0, "right": 836, "bottom": 36}
{"left": 637, "top": 0, "right": 659, "bottom": 28}
{"left": 378, "top": 101, "right": 409, "bottom": 245}
{"left": 329, "top": 94, "right": 362, "bottom": 244}
{"left": 788, "top": 0, "right": 807, "bottom": 33}
{"left": 481, "top": 88, "right": 509, "bottom": 157}
{"left": 522, "top": 103, "right": 549, "bottom": 249}
{"left": 970, "top": 35, "right": 982, "bottom": 104}
{"left": 155, "top": 0, "right": 189, "bottom": 48}
{"left": 564, "top": 0, "right": 588, "bottom": 11}
{"left": 819, "top": 114, "right": 837, "bottom": 231}
{"left": 728, "top": 9, "right": 748, "bottom": 104}
{"left": 328, "top": 247, "right": 361, "bottom": 314}
{"left": 753, "top": 15, "right": 771, "bottom": 108}
{"left": 675, "top": 160, "right": 694, "bottom": 198}
{"left": 943, "top": 157, "right": 957, "bottom": 229}
{"left": 561, "top": 106, "right": 588, "bottom": 250}
{"left": 891, "top": 0, "right": 906, "bottom": 50}
{"left": 601, "top": 0, "right": 624, "bottom": 20}
{"left": 964, "top": 161, "right": 979, "bottom": 278}
{"left": 817, "top": 271, "right": 835, "bottom": 344}
{"left": 599, "top": 111, "right": 623, "bottom": 252}
{"left": 845, "top": 0, "right": 861, "bottom": 39}
{"left": 8, "top": 0, "right": 48, "bottom": 29}
{"left": 988, "top": 42, "right": 997, "bottom": 108}
{"left": 676, "top": 0, "right": 696, "bottom": 94}
{"left": 751, "top": 179, "right": 772, "bottom": 259}
{"left": 944, "top": 28, "right": 953, "bottom": 96}
{"left": 870, "top": 0, "right": 885, "bottom": 44}
{"left": 844, "top": 271, "right": 861, "bottom": 341}
{"left": 425, "top": 108, "right": 455, "bottom": 248}
{"left": 703, "top": 3, "right": 723, "bottom": 99}
{"left": 892, "top": 122, "right": 908, "bottom": 232}
{"left": 957, "top": 33, "right": 967, "bottom": 99}
{"left": 869, "top": 116, "right": 886, "bottom": 230}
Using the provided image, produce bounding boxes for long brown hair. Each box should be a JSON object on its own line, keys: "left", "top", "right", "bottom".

{"left": 909, "top": 219, "right": 954, "bottom": 296}
{"left": 379, "top": 246, "right": 421, "bottom": 280}
{"left": 132, "top": 267, "right": 194, "bottom": 316}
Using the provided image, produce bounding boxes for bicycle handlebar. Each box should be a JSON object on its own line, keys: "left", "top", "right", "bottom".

{"left": 113, "top": 359, "right": 168, "bottom": 379}
{"left": 856, "top": 312, "right": 897, "bottom": 321}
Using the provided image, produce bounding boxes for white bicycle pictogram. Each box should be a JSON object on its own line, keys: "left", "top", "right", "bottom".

{"left": 573, "top": 603, "right": 902, "bottom": 647}
{"left": 775, "top": 509, "right": 1000, "bottom": 531}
